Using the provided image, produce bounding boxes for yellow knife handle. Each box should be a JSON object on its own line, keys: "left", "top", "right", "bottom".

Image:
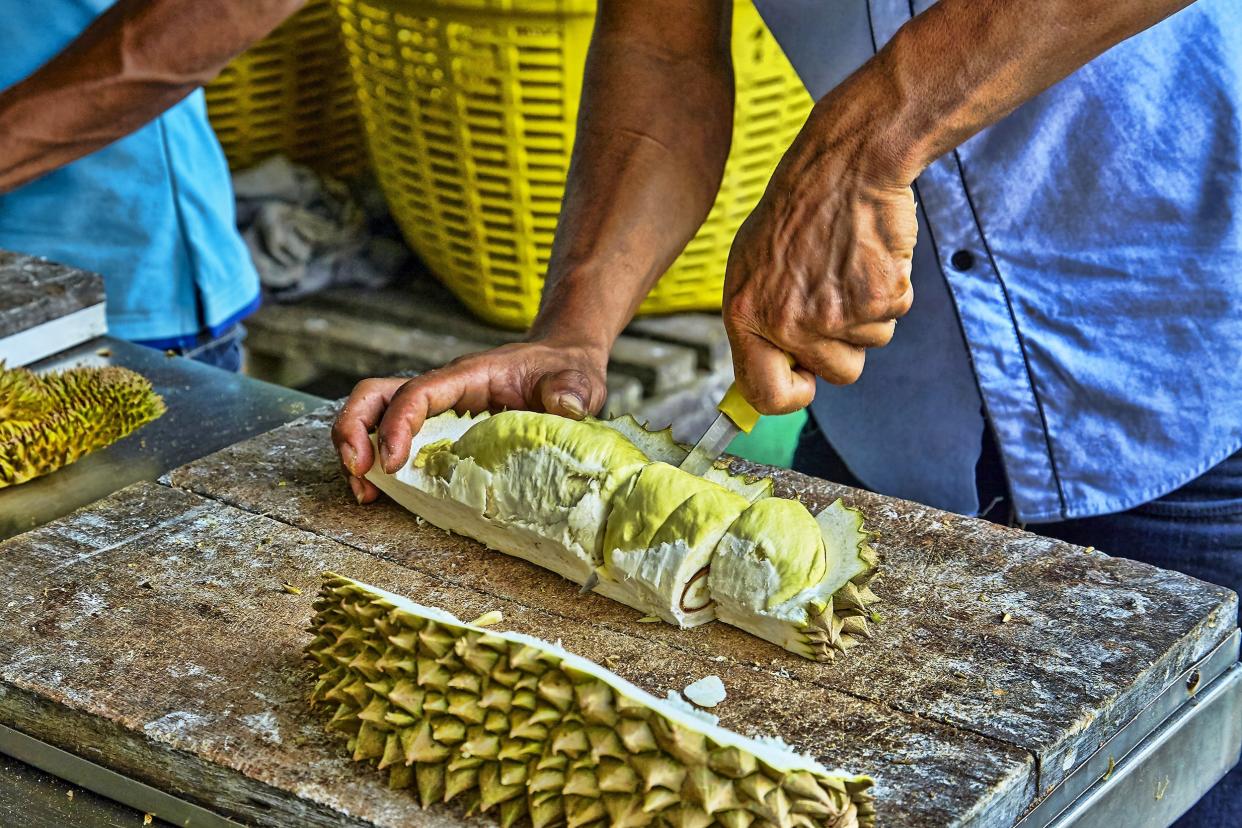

{"left": 718, "top": 382, "right": 761, "bottom": 434}
{"left": 718, "top": 352, "right": 797, "bottom": 434}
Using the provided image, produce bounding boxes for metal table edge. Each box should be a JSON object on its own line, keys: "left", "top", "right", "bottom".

{"left": 1018, "top": 629, "right": 1241, "bottom": 827}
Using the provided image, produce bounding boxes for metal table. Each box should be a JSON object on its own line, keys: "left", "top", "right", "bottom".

{"left": 0, "top": 336, "right": 324, "bottom": 826}
{"left": 0, "top": 336, "right": 322, "bottom": 540}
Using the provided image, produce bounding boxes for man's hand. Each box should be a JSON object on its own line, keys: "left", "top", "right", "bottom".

{"left": 331, "top": 341, "right": 608, "bottom": 504}
{"left": 723, "top": 134, "right": 916, "bottom": 413}
{"left": 720, "top": 0, "right": 1195, "bottom": 414}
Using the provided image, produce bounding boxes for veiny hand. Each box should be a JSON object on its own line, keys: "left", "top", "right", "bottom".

{"left": 331, "top": 340, "right": 609, "bottom": 504}
{"left": 722, "top": 115, "right": 918, "bottom": 414}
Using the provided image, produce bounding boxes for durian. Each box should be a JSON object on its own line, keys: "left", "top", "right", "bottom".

{"left": 365, "top": 410, "right": 878, "bottom": 661}
{"left": 307, "top": 573, "right": 876, "bottom": 828}
{"left": 0, "top": 362, "right": 165, "bottom": 488}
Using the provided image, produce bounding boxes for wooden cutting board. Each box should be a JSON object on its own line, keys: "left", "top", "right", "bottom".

{"left": 0, "top": 406, "right": 1235, "bottom": 826}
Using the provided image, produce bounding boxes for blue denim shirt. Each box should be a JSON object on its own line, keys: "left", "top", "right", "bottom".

{"left": 0, "top": 1, "right": 259, "bottom": 349}
{"left": 754, "top": 0, "right": 1242, "bottom": 522}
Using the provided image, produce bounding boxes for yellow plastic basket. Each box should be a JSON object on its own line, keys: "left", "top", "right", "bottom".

{"left": 206, "top": 0, "right": 367, "bottom": 175}
{"left": 336, "top": 0, "right": 812, "bottom": 328}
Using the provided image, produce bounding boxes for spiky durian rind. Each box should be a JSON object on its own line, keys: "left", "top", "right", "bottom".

{"left": 307, "top": 573, "right": 876, "bottom": 828}
{"left": 0, "top": 362, "right": 165, "bottom": 488}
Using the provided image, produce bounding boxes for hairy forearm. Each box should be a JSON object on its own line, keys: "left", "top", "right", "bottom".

{"left": 0, "top": 0, "right": 304, "bottom": 193}
{"left": 529, "top": 1, "right": 733, "bottom": 350}
{"left": 805, "top": 0, "right": 1195, "bottom": 187}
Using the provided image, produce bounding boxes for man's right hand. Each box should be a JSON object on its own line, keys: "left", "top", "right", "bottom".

{"left": 330, "top": 341, "right": 609, "bottom": 504}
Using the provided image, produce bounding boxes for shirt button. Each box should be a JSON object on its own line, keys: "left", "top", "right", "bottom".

{"left": 951, "top": 250, "right": 975, "bottom": 271}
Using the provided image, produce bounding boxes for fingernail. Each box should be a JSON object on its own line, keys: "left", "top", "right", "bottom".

{"left": 378, "top": 436, "right": 391, "bottom": 471}
{"left": 560, "top": 394, "right": 587, "bottom": 418}
{"left": 347, "top": 476, "right": 365, "bottom": 505}
{"left": 341, "top": 443, "right": 358, "bottom": 477}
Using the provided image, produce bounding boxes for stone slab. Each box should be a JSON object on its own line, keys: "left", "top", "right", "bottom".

{"left": 0, "top": 483, "right": 1030, "bottom": 827}
{"left": 167, "top": 407, "right": 1238, "bottom": 811}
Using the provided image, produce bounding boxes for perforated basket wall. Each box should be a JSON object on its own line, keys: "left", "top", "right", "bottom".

{"left": 337, "top": 0, "right": 812, "bottom": 328}
{"left": 206, "top": 0, "right": 367, "bottom": 175}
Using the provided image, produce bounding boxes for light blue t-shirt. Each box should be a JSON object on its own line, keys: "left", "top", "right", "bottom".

{"left": 754, "top": 0, "right": 1242, "bottom": 522}
{"left": 0, "top": 0, "right": 260, "bottom": 349}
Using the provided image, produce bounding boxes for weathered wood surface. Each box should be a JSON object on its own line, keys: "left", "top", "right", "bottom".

{"left": 0, "top": 251, "right": 104, "bottom": 338}
{"left": 0, "top": 483, "right": 1029, "bottom": 827}
{"left": 166, "top": 407, "right": 1239, "bottom": 816}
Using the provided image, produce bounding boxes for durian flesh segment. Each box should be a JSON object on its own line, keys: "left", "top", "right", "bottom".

{"left": 307, "top": 573, "right": 876, "bottom": 828}
{"left": 0, "top": 362, "right": 165, "bottom": 488}
{"left": 368, "top": 411, "right": 593, "bottom": 585}
{"left": 601, "top": 465, "right": 750, "bottom": 628}
{"left": 710, "top": 499, "right": 879, "bottom": 662}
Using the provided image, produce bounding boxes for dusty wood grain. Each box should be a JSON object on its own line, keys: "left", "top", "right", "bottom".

{"left": 0, "top": 484, "right": 1030, "bottom": 827}
{"left": 166, "top": 408, "right": 1238, "bottom": 809}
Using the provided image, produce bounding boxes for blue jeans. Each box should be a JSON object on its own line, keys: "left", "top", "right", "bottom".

{"left": 138, "top": 325, "right": 246, "bottom": 373}
{"left": 794, "top": 418, "right": 1241, "bottom": 827}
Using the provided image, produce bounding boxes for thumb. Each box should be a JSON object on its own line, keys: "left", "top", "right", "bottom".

{"left": 534, "top": 369, "right": 596, "bottom": 419}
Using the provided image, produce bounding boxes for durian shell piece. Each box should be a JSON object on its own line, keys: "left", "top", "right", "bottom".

{"left": 0, "top": 362, "right": 165, "bottom": 488}
{"left": 306, "top": 573, "right": 876, "bottom": 828}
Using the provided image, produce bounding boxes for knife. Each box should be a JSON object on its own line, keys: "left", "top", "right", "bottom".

{"left": 677, "top": 381, "right": 762, "bottom": 476}
{"left": 680, "top": 351, "right": 797, "bottom": 476}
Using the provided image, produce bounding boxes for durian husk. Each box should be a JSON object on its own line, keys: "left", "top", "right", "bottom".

{"left": 0, "top": 362, "right": 165, "bottom": 488}
{"left": 306, "top": 573, "right": 876, "bottom": 828}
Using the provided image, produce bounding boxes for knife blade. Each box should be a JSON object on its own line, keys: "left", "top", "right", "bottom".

{"left": 678, "top": 380, "right": 762, "bottom": 476}
{"left": 680, "top": 351, "right": 796, "bottom": 476}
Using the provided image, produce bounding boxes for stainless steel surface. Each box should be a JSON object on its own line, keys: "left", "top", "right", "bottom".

{"left": 0, "top": 723, "right": 239, "bottom": 827}
{"left": 679, "top": 410, "right": 740, "bottom": 476}
{"left": 0, "top": 336, "right": 324, "bottom": 539}
{"left": 1046, "top": 664, "right": 1242, "bottom": 828}
{"left": 0, "top": 751, "right": 162, "bottom": 828}
{"left": 1019, "top": 630, "right": 1241, "bottom": 827}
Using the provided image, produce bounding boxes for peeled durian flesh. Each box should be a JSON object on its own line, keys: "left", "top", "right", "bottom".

{"left": 307, "top": 573, "right": 876, "bottom": 828}
{"left": 365, "top": 410, "right": 879, "bottom": 661}
{"left": 0, "top": 362, "right": 165, "bottom": 488}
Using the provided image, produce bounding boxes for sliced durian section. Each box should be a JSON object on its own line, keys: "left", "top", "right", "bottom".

{"left": 366, "top": 410, "right": 879, "bottom": 661}
{"left": 599, "top": 463, "right": 750, "bottom": 628}
{"left": 0, "top": 362, "right": 165, "bottom": 488}
{"left": 307, "top": 573, "right": 876, "bottom": 828}
{"left": 710, "top": 500, "right": 879, "bottom": 662}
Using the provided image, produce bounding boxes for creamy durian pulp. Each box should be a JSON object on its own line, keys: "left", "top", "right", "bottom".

{"left": 366, "top": 410, "right": 878, "bottom": 661}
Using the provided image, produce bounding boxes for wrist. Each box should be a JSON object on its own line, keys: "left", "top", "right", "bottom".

{"left": 803, "top": 38, "right": 939, "bottom": 188}
{"left": 527, "top": 269, "right": 631, "bottom": 357}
